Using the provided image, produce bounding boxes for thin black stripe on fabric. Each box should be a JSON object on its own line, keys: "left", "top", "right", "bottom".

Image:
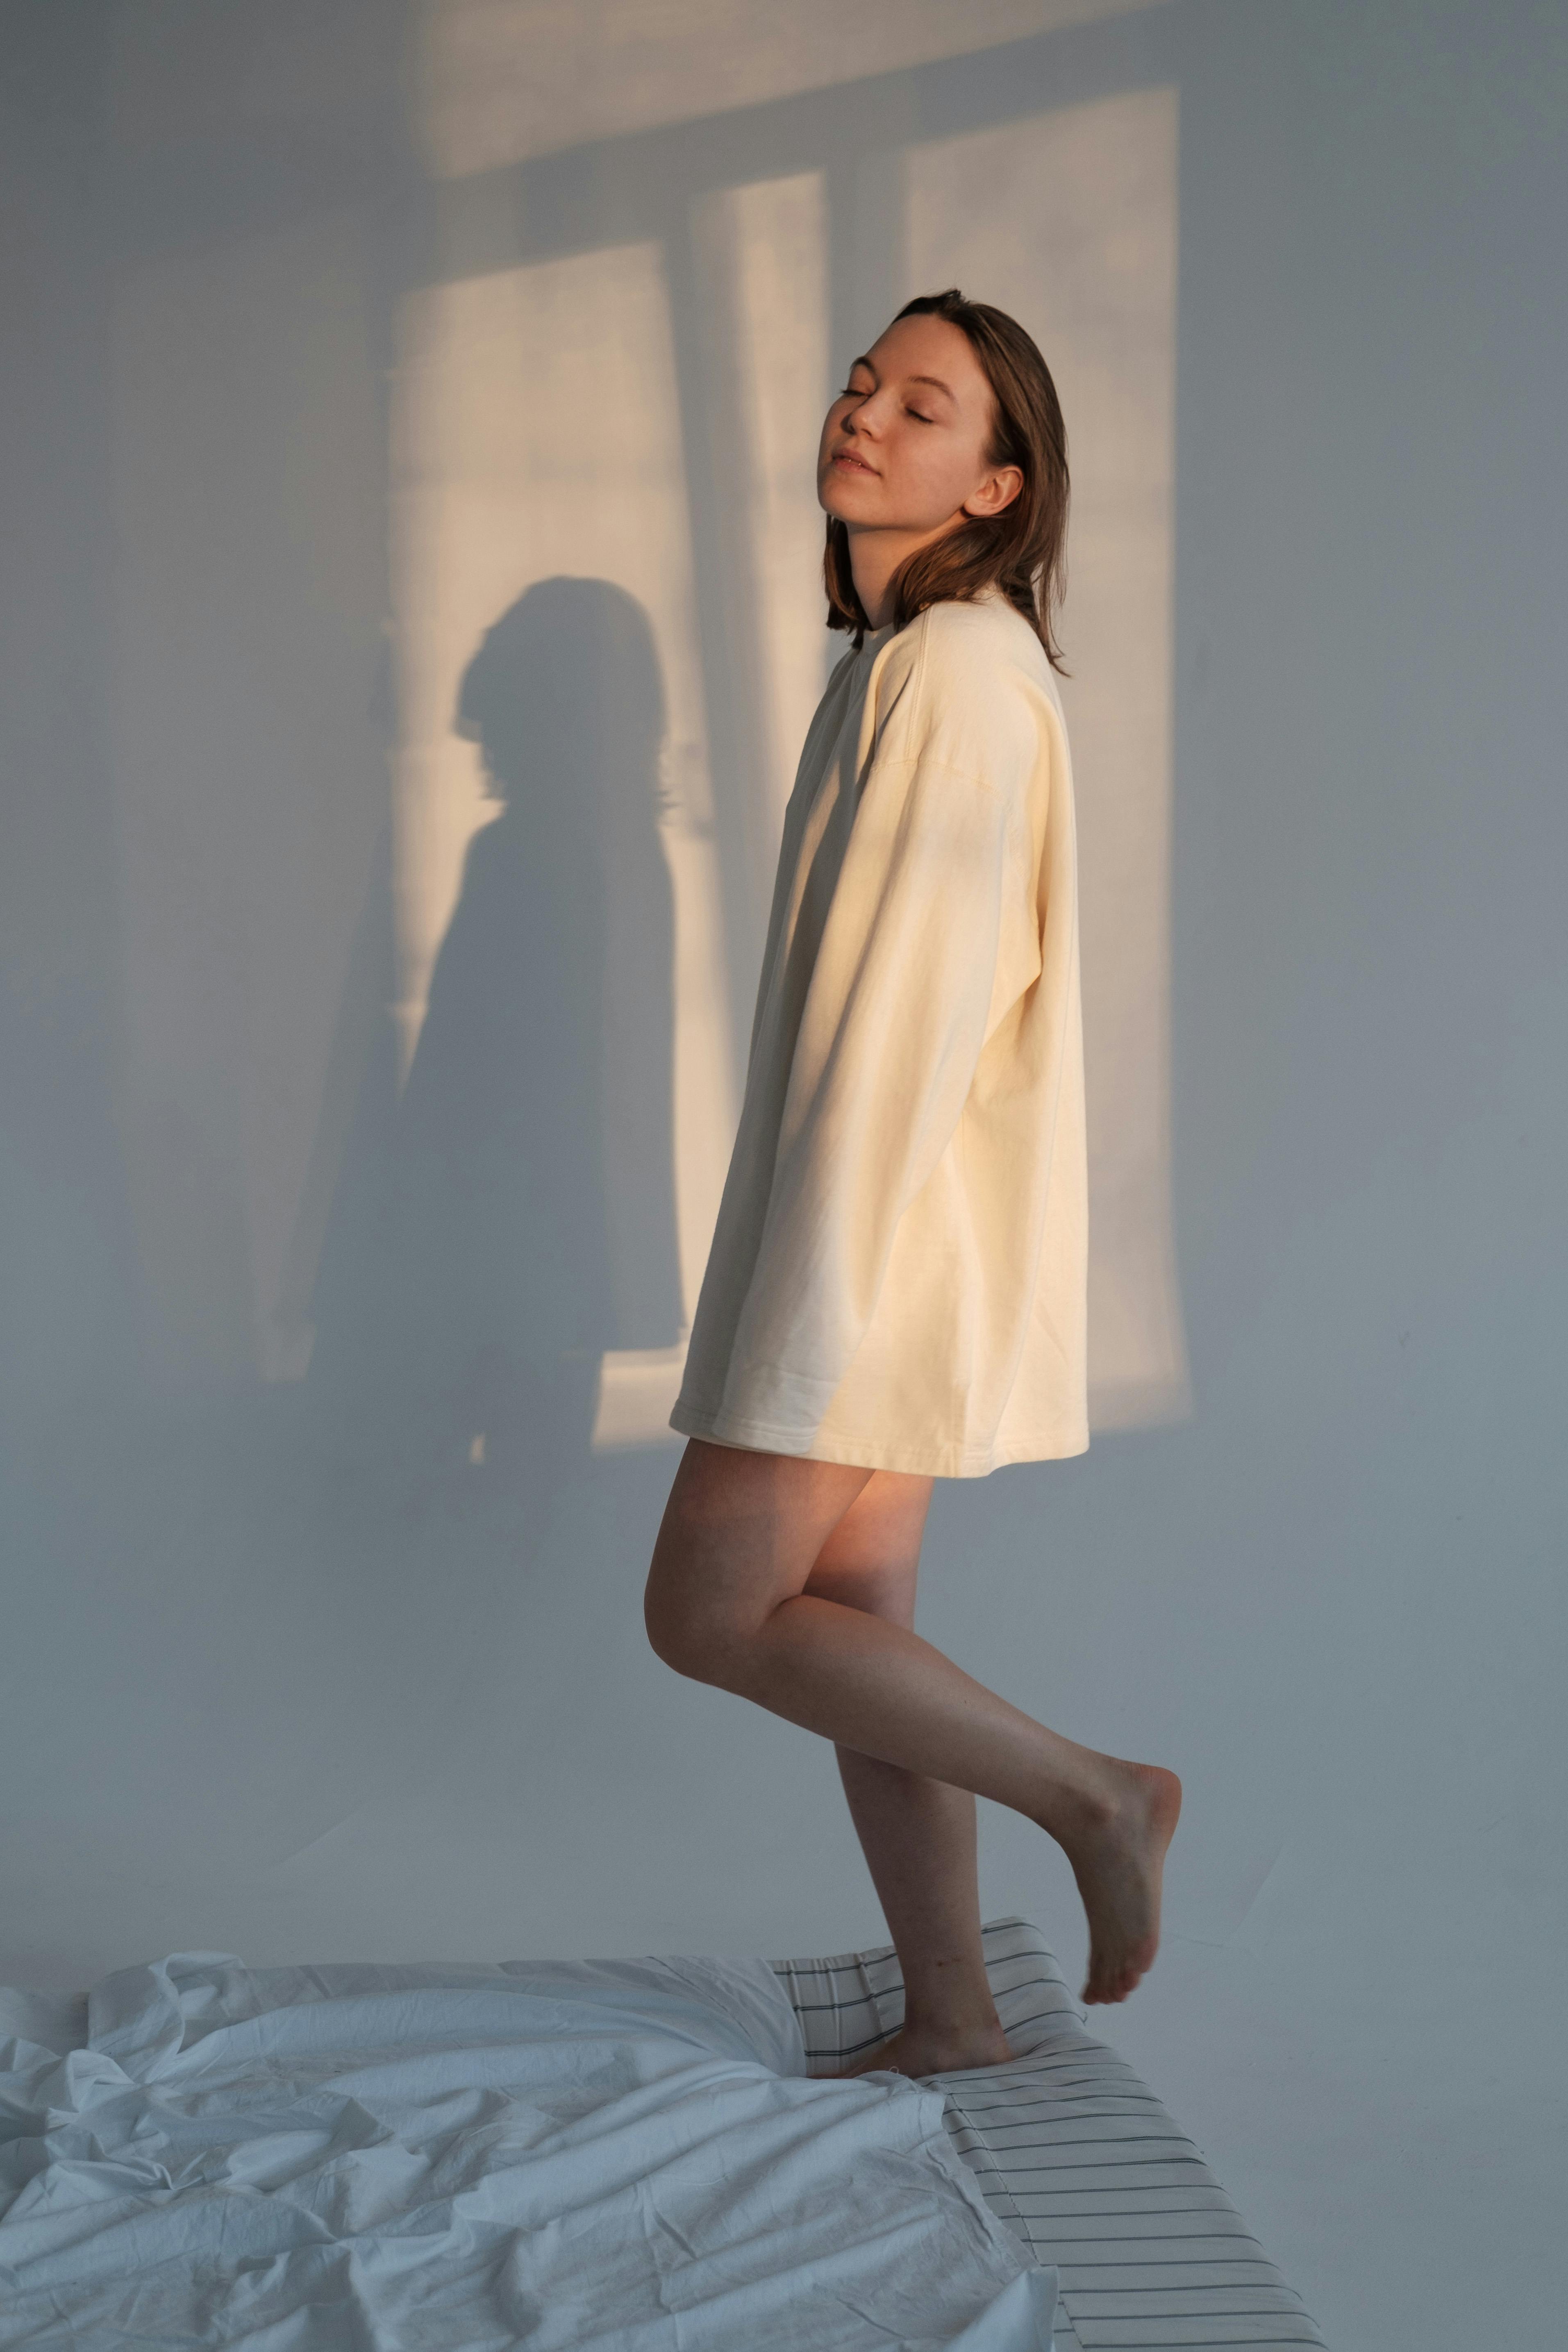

{"left": 773, "top": 1918, "right": 1329, "bottom": 2352}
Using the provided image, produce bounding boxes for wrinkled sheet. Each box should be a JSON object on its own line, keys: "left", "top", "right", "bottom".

{"left": 0, "top": 1950, "right": 1055, "bottom": 2349}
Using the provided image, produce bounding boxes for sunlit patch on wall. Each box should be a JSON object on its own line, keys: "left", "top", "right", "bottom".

{"left": 389, "top": 243, "right": 738, "bottom": 1445}
{"left": 907, "top": 87, "right": 1191, "bottom": 1431}
{"left": 389, "top": 55, "right": 1187, "bottom": 1450}
{"left": 415, "top": 0, "right": 1178, "bottom": 179}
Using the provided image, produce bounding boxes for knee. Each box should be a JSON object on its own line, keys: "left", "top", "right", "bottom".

{"left": 643, "top": 1557, "right": 748, "bottom": 1688}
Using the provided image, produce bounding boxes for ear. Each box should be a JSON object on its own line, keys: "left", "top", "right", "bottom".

{"left": 962, "top": 464, "right": 1024, "bottom": 520}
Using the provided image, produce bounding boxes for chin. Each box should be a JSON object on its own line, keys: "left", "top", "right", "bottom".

{"left": 818, "top": 470, "right": 880, "bottom": 522}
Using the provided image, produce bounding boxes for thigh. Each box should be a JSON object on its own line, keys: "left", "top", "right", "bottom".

{"left": 646, "top": 1437, "right": 874, "bottom": 1646}
{"left": 803, "top": 1470, "right": 935, "bottom": 1629}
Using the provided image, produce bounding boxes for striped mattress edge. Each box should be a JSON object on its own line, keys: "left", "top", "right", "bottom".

{"left": 771, "top": 1916, "right": 1329, "bottom": 2352}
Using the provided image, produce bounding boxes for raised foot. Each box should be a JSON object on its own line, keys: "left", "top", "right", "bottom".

{"left": 831, "top": 2018, "right": 1013, "bottom": 2080}
{"left": 1062, "top": 1759, "right": 1183, "bottom": 2007}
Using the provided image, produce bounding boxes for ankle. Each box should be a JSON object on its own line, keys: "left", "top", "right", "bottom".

{"left": 1034, "top": 1748, "right": 1130, "bottom": 1844}
{"left": 900, "top": 1983, "right": 1002, "bottom": 2043}
{"left": 891, "top": 2009, "right": 1011, "bottom": 2072}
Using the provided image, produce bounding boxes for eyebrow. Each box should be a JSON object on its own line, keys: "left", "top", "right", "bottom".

{"left": 847, "top": 356, "right": 958, "bottom": 403}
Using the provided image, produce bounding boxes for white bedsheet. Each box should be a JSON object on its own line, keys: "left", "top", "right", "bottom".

{"left": 0, "top": 1950, "right": 1056, "bottom": 2350}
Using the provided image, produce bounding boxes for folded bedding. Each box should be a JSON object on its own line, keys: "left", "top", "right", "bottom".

{"left": 0, "top": 1949, "right": 1056, "bottom": 2350}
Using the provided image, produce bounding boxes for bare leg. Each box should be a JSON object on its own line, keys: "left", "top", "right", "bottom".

{"left": 804, "top": 1472, "right": 1010, "bottom": 2075}
{"left": 834, "top": 1757, "right": 1012, "bottom": 2073}
{"left": 645, "top": 1441, "right": 1181, "bottom": 2007}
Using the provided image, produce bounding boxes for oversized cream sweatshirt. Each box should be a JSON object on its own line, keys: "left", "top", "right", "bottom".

{"left": 669, "top": 585, "right": 1088, "bottom": 1478}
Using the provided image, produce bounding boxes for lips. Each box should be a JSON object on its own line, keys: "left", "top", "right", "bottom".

{"left": 832, "top": 448, "right": 877, "bottom": 474}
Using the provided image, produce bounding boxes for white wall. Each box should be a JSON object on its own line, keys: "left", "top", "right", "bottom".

{"left": 1, "top": 6, "right": 1563, "bottom": 2348}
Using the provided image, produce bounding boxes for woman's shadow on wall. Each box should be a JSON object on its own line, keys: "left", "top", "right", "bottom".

{"left": 304, "top": 576, "right": 681, "bottom": 1579}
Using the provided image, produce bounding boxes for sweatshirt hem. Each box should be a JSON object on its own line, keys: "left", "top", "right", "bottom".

{"left": 668, "top": 1397, "right": 1089, "bottom": 1480}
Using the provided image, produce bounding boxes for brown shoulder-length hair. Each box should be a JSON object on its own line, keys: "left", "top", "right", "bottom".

{"left": 824, "top": 288, "right": 1070, "bottom": 673}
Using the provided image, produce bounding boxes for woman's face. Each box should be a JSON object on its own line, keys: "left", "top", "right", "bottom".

{"left": 816, "top": 313, "right": 1022, "bottom": 536}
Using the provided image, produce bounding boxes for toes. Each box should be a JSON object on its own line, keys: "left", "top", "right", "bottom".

{"left": 1083, "top": 1956, "right": 1142, "bottom": 2005}
{"left": 1084, "top": 1948, "right": 1118, "bottom": 2004}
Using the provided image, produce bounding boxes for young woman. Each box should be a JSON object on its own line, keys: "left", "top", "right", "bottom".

{"left": 645, "top": 289, "right": 1181, "bottom": 2077}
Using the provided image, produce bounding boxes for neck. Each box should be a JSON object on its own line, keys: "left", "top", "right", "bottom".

{"left": 847, "top": 515, "right": 964, "bottom": 632}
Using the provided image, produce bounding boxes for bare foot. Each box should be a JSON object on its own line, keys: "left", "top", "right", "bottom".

{"left": 1055, "top": 1759, "right": 1182, "bottom": 2005}
{"left": 832, "top": 2016, "right": 1013, "bottom": 2079}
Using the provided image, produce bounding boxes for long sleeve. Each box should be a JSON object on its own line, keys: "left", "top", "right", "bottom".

{"left": 718, "top": 743, "right": 1018, "bottom": 1433}
{"left": 670, "top": 588, "right": 1085, "bottom": 1479}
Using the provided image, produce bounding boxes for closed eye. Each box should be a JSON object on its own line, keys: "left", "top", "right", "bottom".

{"left": 839, "top": 384, "right": 933, "bottom": 425}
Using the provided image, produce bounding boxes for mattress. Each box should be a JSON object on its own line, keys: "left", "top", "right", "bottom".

{"left": 774, "top": 1918, "right": 1329, "bottom": 2352}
